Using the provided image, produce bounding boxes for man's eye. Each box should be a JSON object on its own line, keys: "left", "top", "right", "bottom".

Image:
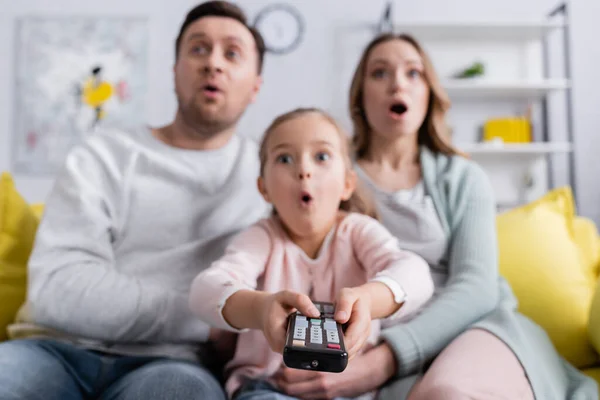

{"left": 226, "top": 49, "right": 241, "bottom": 60}
{"left": 191, "top": 45, "right": 209, "bottom": 55}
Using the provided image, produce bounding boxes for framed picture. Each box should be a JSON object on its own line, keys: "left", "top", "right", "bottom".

{"left": 13, "top": 16, "right": 148, "bottom": 175}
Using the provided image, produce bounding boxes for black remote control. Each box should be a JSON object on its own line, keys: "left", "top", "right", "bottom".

{"left": 283, "top": 301, "right": 348, "bottom": 373}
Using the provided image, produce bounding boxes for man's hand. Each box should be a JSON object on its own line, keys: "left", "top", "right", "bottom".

{"left": 259, "top": 290, "right": 320, "bottom": 353}
{"left": 274, "top": 343, "right": 397, "bottom": 399}
{"left": 334, "top": 287, "right": 372, "bottom": 360}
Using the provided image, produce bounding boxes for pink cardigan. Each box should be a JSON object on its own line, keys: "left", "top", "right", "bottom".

{"left": 190, "top": 213, "right": 433, "bottom": 397}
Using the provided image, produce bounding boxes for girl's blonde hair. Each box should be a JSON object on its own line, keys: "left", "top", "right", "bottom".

{"left": 349, "top": 33, "right": 466, "bottom": 159}
{"left": 259, "top": 107, "right": 379, "bottom": 219}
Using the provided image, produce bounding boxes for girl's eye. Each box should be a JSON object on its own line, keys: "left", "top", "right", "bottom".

{"left": 276, "top": 154, "right": 292, "bottom": 164}
{"left": 316, "top": 152, "right": 330, "bottom": 162}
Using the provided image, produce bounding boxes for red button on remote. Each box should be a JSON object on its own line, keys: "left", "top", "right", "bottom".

{"left": 327, "top": 344, "right": 341, "bottom": 349}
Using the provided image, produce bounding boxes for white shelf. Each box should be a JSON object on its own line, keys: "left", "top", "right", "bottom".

{"left": 459, "top": 142, "right": 572, "bottom": 155}
{"left": 392, "top": 21, "right": 565, "bottom": 41}
{"left": 443, "top": 79, "right": 570, "bottom": 100}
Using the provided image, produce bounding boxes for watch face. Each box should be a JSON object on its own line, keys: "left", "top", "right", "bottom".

{"left": 254, "top": 4, "right": 304, "bottom": 54}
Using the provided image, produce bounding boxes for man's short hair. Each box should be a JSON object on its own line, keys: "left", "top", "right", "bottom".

{"left": 175, "top": 1, "right": 266, "bottom": 74}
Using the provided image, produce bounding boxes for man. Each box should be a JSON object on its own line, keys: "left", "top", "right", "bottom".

{"left": 0, "top": 2, "right": 268, "bottom": 399}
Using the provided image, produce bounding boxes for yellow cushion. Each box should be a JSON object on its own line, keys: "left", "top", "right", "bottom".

{"left": 30, "top": 204, "right": 44, "bottom": 219}
{"left": 497, "top": 187, "right": 598, "bottom": 368}
{"left": 585, "top": 223, "right": 600, "bottom": 356}
{"left": 0, "top": 172, "right": 40, "bottom": 341}
{"left": 573, "top": 217, "right": 600, "bottom": 277}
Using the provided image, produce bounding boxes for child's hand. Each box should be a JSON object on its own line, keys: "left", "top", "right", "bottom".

{"left": 259, "top": 290, "right": 320, "bottom": 353}
{"left": 334, "top": 287, "right": 372, "bottom": 360}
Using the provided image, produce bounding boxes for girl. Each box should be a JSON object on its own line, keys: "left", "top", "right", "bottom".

{"left": 189, "top": 108, "right": 434, "bottom": 400}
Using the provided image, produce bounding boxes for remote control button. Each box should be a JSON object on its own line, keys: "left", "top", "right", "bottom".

{"left": 310, "top": 326, "right": 323, "bottom": 344}
{"left": 327, "top": 330, "right": 339, "bottom": 344}
{"left": 295, "top": 317, "right": 308, "bottom": 328}
{"left": 293, "top": 340, "right": 305, "bottom": 347}
{"left": 324, "top": 304, "right": 334, "bottom": 313}
{"left": 327, "top": 344, "right": 341, "bottom": 349}
{"left": 323, "top": 319, "right": 336, "bottom": 331}
{"left": 310, "top": 334, "right": 323, "bottom": 344}
{"left": 294, "top": 327, "right": 306, "bottom": 340}
{"left": 310, "top": 319, "right": 321, "bottom": 325}
{"left": 314, "top": 303, "right": 323, "bottom": 312}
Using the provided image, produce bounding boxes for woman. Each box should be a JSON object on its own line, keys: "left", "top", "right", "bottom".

{"left": 273, "top": 33, "right": 597, "bottom": 400}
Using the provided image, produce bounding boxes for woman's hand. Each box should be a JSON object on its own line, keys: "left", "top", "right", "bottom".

{"left": 274, "top": 343, "right": 398, "bottom": 399}
{"left": 258, "top": 290, "right": 320, "bottom": 353}
{"left": 334, "top": 287, "right": 373, "bottom": 359}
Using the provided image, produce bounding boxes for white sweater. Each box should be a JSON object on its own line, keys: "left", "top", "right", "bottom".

{"left": 21, "top": 126, "right": 270, "bottom": 361}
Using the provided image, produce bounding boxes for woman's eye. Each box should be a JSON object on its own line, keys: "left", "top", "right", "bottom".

{"left": 371, "top": 68, "right": 387, "bottom": 79}
{"left": 276, "top": 154, "right": 292, "bottom": 164}
{"left": 316, "top": 152, "right": 330, "bottom": 162}
{"left": 408, "top": 69, "right": 422, "bottom": 78}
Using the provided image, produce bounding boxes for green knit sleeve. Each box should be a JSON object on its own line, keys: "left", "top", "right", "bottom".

{"left": 380, "top": 161, "right": 499, "bottom": 377}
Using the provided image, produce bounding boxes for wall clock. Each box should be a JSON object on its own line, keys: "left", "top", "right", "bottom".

{"left": 253, "top": 3, "right": 305, "bottom": 55}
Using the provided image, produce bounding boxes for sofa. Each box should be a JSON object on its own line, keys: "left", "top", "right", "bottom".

{"left": 2, "top": 171, "right": 600, "bottom": 392}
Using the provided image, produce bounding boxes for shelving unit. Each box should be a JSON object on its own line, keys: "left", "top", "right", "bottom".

{"left": 442, "top": 79, "right": 570, "bottom": 100}
{"left": 391, "top": 21, "right": 566, "bottom": 42}
{"left": 460, "top": 141, "right": 572, "bottom": 155}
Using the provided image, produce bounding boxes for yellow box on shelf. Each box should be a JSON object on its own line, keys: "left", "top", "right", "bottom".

{"left": 483, "top": 117, "right": 532, "bottom": 143}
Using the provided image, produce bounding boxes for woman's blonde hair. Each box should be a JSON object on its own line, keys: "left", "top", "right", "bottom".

{"left": 349, "top": 33, "right": 465, "bottom": 159}
{"left": 259, "top": 107, "right": 379, "bottom": 219}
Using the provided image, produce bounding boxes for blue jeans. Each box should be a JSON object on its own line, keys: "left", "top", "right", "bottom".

{"left": 234, "top": 380, "right": 352, "bottom": 400}
{"left": 0, "top": 338, "right": 225, "bottom": 400}
{"left": 234, "top": 380, "right": 298, "bottom": 400}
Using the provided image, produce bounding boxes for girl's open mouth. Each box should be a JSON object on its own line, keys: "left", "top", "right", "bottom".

{"left": 300, "top": 191, "right": 313, "bottom": 207}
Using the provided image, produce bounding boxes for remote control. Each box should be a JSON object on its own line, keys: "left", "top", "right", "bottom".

{"left": 283, "top": 301, "right": 348, "bottom": 373}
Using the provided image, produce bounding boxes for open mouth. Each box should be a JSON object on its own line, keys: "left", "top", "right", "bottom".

{"left": 300, "top": 192, "right": 313, "bottom": 205}
{"left": 203, "top": 84, "right": 220, "bottom": 93}
{"left": 389, "top": 102, "right": 408, "bottom": 115}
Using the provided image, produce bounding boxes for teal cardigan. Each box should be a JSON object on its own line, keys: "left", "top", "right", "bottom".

{"left": 379, "top": 147, "right": 598, "bottom": 399}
